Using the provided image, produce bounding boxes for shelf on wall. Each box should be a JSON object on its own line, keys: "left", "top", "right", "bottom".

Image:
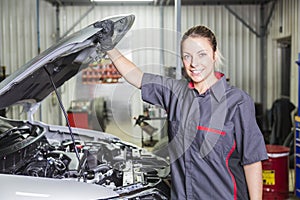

{"left": 82, "top": 59, "right": 122, "bottom": 84}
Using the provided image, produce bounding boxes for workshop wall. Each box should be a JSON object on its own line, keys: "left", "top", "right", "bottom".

{"left": 57, "top": 4, "right": 262, "bottom": 110}
{"left": 164, "top": 5, "right": 262, "bottom": 101}
{"left": 56, "top": 4, "right": 263, "bottom": 129}
{"left": 0, "top": 1, "right": 270, "bottom": 125}
{"left": 267, "top": 0, "right": 300, "bottom": 109}
{"left": 0, "top": 0, "right": 59, "bottom": 124}
{"left": 0, "top": 0, "right": 299, "bottom": 126}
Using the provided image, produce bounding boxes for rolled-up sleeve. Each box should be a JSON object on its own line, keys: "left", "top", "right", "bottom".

{"left": 141, "top": 73, "right": 183, "bottom": 112}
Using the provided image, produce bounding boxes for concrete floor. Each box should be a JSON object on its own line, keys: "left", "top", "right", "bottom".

{"left": 288, "top": 169, "right": 300, "bottom": 199}
{"left": 105, "top": 118, "right": 143, "bottom": 147}
{"left": 289, "top": 195, "right": 300, "bottom": 200}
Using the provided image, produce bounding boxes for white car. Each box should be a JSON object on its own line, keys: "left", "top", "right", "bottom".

{"left": 0, "top": 14, "right": 170, "bottom": 200}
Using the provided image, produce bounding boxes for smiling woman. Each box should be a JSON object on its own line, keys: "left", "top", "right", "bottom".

{"left": 106, "top": 24, "right": 269, "bottom": 200}
{"left": 181, "top": 36, "right": 218, "bottom": 94}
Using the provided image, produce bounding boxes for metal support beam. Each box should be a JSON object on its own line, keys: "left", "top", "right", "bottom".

{"left": 36, "top": 0, "right": 42, "bottom": 121}
{"left": 175, "top": 0, "right": 181, "bottom": 80}
{"left": 160, "top": 0, "right": 165, "bottom": 76}
{"left": 60, "top": 5, "right": 96, "bottom": 39}
{"left": 260, "top": 1, "right": 275, "bottom": 115}
{"left": 225, "top": 1, "right": 276, "bottom": 117}
{"left": 55, "top": 3, "right": 63, "bottom": 125}
{"left": 265, "top": 0, "right": 276, "bottom": 30}
{"left": 260, "top": 3, "right": 267, "bottom": 116}
{"left": 224, "top": 5, "right": 260, "bottom": 37}
{"left": 56, "top": 4, "right": 60, "bottom": 42}
{"left": 223, "top": 1, "right": 276, "bottom": 37}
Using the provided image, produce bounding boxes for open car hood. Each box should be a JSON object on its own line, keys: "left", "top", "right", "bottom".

{"left": 0, "top": 14, "right": 135, "bottom": 109}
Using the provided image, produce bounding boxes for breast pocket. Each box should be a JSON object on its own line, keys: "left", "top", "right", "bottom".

{"left": 196, "top": 125, "right": 229, "bottom": 159}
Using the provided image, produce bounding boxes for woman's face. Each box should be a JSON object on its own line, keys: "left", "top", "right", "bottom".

{"left": 181, "top": 36, "right": 216, "bottom": 84}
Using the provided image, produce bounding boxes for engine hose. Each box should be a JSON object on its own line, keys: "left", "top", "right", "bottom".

{"left": 92, "top": 164, "right": 110, "bottom": 173}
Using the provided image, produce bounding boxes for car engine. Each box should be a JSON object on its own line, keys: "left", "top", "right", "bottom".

{"left": 0, "top": 117, "right": 170, "bottom": 199}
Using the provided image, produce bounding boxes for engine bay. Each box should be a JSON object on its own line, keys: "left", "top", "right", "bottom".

{"left": 0, "top": 117, "right": 170, "bottom": 199}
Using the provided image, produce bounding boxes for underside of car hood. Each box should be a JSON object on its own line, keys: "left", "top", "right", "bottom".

{"left": 0, "top": 14, "right": 135, "bottom": 109}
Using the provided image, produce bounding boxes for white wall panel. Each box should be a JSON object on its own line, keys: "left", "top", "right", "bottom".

{"left": 2, "top": 0, "right": 299, "bottom": 125}
{"left": 1, "top": 0, "right": 36, "bottom": 75}
{"left": 0, "top": 0, "right": 55, "bottom": 77}
{"left": 180, "top": 5, "right": 261, "bottom": 101}
{"left": 0, "top": 0, "right": 56, "bottom": 122}
{"left": 56, "top": 4, "right": 263, "bottom": 132}
{"left": 57, "top": 5, "right": 163, "bottom": 129}
{"left": 267, "top": 0, "right": 300, "bottom": 109}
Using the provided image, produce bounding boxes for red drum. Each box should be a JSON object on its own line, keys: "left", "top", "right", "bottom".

{"left": 262, "top": 145, "right": 290, "bottom": 200}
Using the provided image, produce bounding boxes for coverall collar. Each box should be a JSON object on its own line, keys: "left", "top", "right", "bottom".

{"left": 188, "top": 71, "right": 227, "bottom": 102}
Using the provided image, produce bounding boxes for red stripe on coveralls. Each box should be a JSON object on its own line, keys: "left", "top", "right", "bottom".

{"left": 197, "top": 126, "right": 226, "bottom": 136}
{"left": 226, "top": 140, "right": 237, "bottom": 200}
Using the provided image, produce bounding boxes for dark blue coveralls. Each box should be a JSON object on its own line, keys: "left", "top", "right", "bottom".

{"left": 141, "top": 72, "right": 268, "bottom": 200}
